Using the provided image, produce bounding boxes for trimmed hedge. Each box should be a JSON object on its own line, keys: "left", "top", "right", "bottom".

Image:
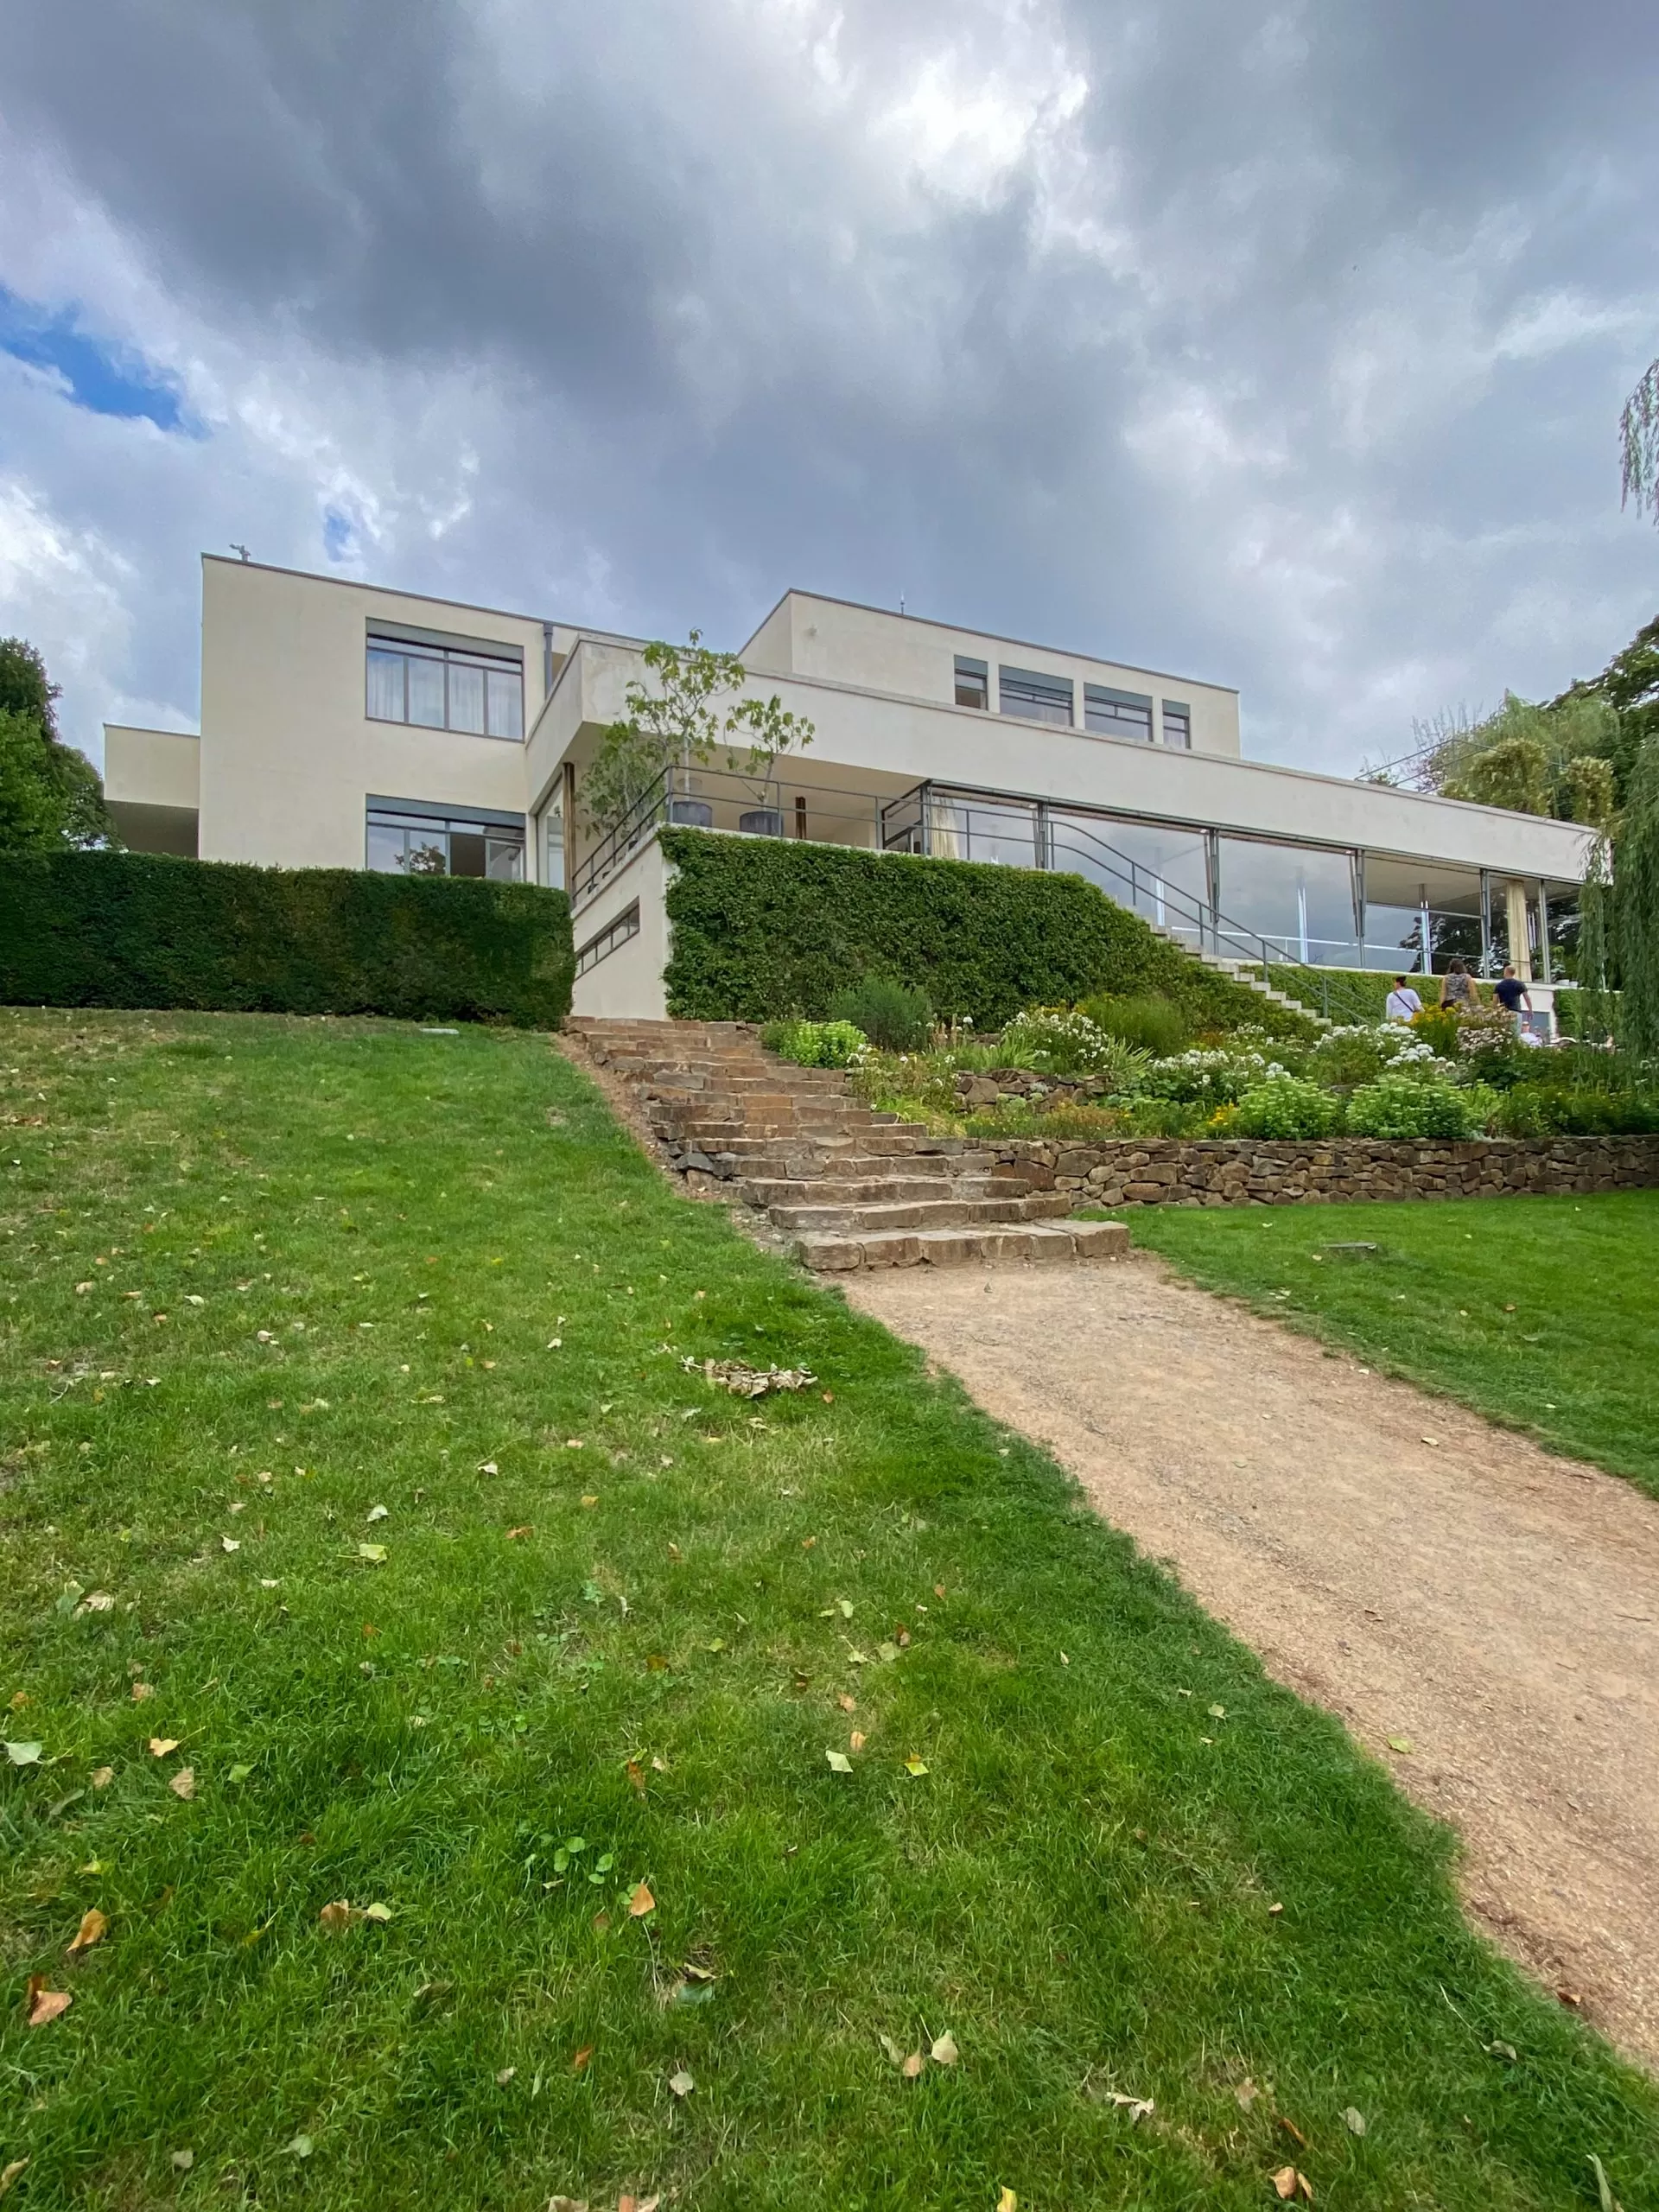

{"left": 0, "top": 852, "right": 574, "bottom": 1027}
{"left": 659, "top": 829, "right": 1315, "bottom": 1036}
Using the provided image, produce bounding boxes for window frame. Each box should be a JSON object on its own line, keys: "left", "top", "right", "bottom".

{"left": 1084, "top": 684, "right": 1154, "bottom": 742}
{"left": 365, "top": 796, "right": 527, "bottom": 881}
{"left": 365, "top": 625, "right": 525, "bottom": 741}
{"left": 953, "top": 655, "right": 989, "bottom": 710}
{"left": 997, "top": 664, "right": 1074, "bottom": 727}
{"left": 1161, "top": 699, "right": 1192, "bottom": 750}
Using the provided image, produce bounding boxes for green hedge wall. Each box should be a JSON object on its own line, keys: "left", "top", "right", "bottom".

{"left": 660, "top": 829, "right": 1315, "bottom": 1037}
{"left": 0, "top": 852, "right": 575, "bottom": 1027}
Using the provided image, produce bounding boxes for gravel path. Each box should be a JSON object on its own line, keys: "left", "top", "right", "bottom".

{"left": 847, "top": 1253, "right": 1659, "bottom": 2071}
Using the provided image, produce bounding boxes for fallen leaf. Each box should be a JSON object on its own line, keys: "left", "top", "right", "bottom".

{"left": 1103, "top": 2092, "right": 1155, "bottom": 2121}
{"left": 130, "top": 1681, "right": 154, "bottom": 1701}
{"left": 91, "top": 1766, "right": 113, "bottom": 1789}
{"left": 1421, "top": 1435, "right": 1440, "bottom": 1447}
{"left": 930, "top": 2031, "right": 959, "bottom": 2065}
{"left": 171, "top": 2150, "right": 194, "bottom": 2172}
{"left": 904, "top": 1755, "right": 929, "bottom": 1777}
{"left": 284, "top": 2134, "right": 315, "bottom": 2159}
{"left": 148, "top": 1738, "right": 180, "bottom": 1757}
{"left": 626, "top": 1759, "right": 647, "bottom": 1795}
{"left": 901, "top": 2052, "right": 925, "bottom": 2080}
{"left": 496, "top": 2066, "right": 517, "bottom": 2085}
{"left": 1235, "top": 2078, "right": 1260, "bottom": 2110}
{"left": 628, "top": 1882, "right": 656, "bottom": 1918}
{"left": 996, "top": 2191, "right": 1018, "bottom": 2212}
{"left": 825, "top": 1750, "right": 852, "bottom": 1774}
{"left": 26, "top": 1978, "right": 73, "bottom": 2027}
{"left": 1272, "top": 2171, "right": 1298, "bottom": 2202}
{"left": 506, "top": 1525, "right": 532, "bottom": 1541}
{"left": 1486, "top": 2040, "right": 1518, "bottom": 2062}
{"left": 1208, "top": 1703, "right": 1226, "bottom": 1719}
{"left": 592, "top": 1911, "right": 611, "bottom": 1932}
{"left": 837, "top": 1693, "right": 856, "bottom": 1713}
{"left": 849, "top": 1731, "right": 868, "bottom": 1751}
{"left": 3, "top": 1740, "right": 42, "bottom": 1766}
{"left": 619, "top": 2196, "right": 661, "bottom": 2212}
{"left": 668, "top": 2069, "right": 694, "bottom": 2098}
{"left": 1, "top": 2160, "right": 31, "bottom": 2196}
{"left": 546, "top": 2199, "right": 588, "bottom": 2212}
{"left": 571, "top": 2045, "right": 594, "bottom": 2072}
{"left": 358, "top": 1542, "right": 387, "bottom": 1563}
{"left": 228, "top": 1763, "right": 253, "bottom": 1783}
{"left": 876, "top": 1642, "right": 900, "bottom": 1663}
{"left": 581, "top": 1496, "right": 599, "bottom": 1509}
{"left": 366, "top": 1503, "right": 389, "bottom": 1522}
{"left": 1344, "top": 2107, "right": 1366, "bottom": 2136}
{"left": 318, "top": 1900, "right": 356, "bottom": 1934}
{"left": 67, "top": 1908, "right": 108, "bottom": 1954}
{"left": 1387, "top": 1737, "right": 1414, "bottom": 1756}
{"left": 1277, "top": 2119, "right": 1308, "bottom": 2149}
{"left": 362, "top": 1901, "right": 393, "bottom": 1922}
{"left": 79, "top": 1591, "right": 116, "bottom": 1613}
{"left": 169, "top": 1767, "right": 196, "bottom": 1800}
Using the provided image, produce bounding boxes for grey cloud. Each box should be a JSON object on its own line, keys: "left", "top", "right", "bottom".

{"left": 1, "top": 0, "right": 1655, "bottom": 773}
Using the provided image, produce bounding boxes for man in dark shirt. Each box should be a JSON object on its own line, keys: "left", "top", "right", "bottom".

{"left": 1493, "top": 963, "right": 1531, "bottom": 1033}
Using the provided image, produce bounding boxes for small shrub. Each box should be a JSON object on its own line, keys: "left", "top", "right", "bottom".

{"left": 1230, "top": 1076, "right": 1343, "bottom": 1140}
{"left": 1408, "top": 1004, "right": 1463, "bottom": 1058}
{"left": 1077, "top": 993, "right": 1191, "bottom": 1058}
{"left": 1141, "top": 1047, "right": 1291, "bottom": 1106}
{"left": 760, "top": 1018, "right": 866, "bottom": 1069}
{"left": 828, "top": 974, "right": 933, "bottom": 1053}
{"left": 1310, "top": 1022, "right": 1440, "bottom": 1087}
{"left": 998, "top": 1007, "right": 1134, "bottom": 1077}
{"left": 1345, "top": 1073, "right": 1484, "bottom": 1140}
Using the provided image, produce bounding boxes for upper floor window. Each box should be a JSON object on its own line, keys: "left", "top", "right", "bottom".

{"left": 365, "top": 798, "right": 525, "bottom": 880}
{"left": 999, "top": 665, "right": 1073, "bottom": 727}
{"left": 1162, "top": 701, "right": 1192, "bottom": 749}
{"left": 365, "top": 626, "right": 524, "bottom": 741}
{"left": 1084, "top": 685, "right": 1153, "bottom": 741}
{"left": 954, "top": 656, "right": 989, "bottom": 709}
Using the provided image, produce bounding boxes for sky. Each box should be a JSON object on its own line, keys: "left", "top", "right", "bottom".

{"left": 1, "top": 0, "right": 1656, "bottom": 779}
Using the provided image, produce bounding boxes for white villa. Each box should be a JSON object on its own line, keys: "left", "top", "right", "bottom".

{"left": 104, "top": 556, "right": 1592, "bottom": 1020}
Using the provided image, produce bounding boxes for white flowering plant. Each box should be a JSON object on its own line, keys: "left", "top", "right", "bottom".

{"left": 1141, "top": 1047, "right": 1290, "bottom": 1105}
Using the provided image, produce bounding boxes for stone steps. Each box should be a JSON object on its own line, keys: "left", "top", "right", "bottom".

{"left": 569, "top": 1016, "right": 1129, "bottom": 1274}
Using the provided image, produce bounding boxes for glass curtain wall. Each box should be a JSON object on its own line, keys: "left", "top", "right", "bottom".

{"left": 1215, "top": 840, "right": 1359, "bottom": 966}
{"left": 1047, "top": 812, "right": 1211, "bottom": 938}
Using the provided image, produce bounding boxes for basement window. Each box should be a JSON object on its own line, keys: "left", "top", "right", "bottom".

{"left": 575, "top": 903, "right": 640, "bottom": 976}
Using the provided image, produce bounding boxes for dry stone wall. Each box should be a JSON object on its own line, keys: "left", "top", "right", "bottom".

{"left": 982, "top": 1134, "right": 1659, "bottom": 1207}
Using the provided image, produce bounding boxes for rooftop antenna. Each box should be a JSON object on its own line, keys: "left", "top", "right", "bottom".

{"left": 899, "top": 591, "right": 906, "bottom": 615}
{"left": 231, "top": 543, "right": 251, "bottom": 563}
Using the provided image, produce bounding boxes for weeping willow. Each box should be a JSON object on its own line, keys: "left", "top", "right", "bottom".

{"left": 1614, "top": 736, "right": 1659, "bottom": 1058}
{"left": 1574, "top": 833, "right": 1615, "bottom": 1046}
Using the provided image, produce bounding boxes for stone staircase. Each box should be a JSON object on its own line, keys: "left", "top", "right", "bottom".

{"left": 566, "top": 1017, "right": 1128, "bottom": 1273}
{"left": 1142, "top": 923, "right": 1334, "bottom": 1028}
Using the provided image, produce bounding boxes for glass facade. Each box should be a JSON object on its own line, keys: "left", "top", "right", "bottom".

{"left": 365, "top": 803, "right": 524, "bottom": 880}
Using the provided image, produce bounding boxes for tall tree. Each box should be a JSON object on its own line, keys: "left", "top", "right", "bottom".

{"left": 0, "top": 638, "right": 116, "bottom": 853}
{"left": 1621, "top": 357, "right": 1659, "bottom": 527}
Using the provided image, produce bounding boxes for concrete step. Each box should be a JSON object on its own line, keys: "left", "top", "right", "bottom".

{"left": 769, "top": 1192, "right": 1072, "bottom": 1235}
{"left": 796, "top": 1219, "right": 1130, "bottom": 1271}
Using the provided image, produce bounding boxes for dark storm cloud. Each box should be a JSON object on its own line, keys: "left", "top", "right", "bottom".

{"left": 1, "top": 0, "right": 1655, "bottom": 767}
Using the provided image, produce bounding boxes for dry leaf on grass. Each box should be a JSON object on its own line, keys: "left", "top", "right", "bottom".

{"left": 3, "top": 1741, "right": 42, "bottom": 1766}
{"left": 572, "top": 2045, "right": 594, "bottom": 2072}
{"left": 67, "top": 1908, "right": 108, "bottom": 1954}
{"left": 996, "top": 2191, "right": 1018, "bottom": 2212}
{"left": 904, "top": 1755, "right": 929, "bottom": 1777}
{"left": 930, "top": 2031, "right": 959, "bottom": 2065}
{"left": 1272, "top": 2169, "right": 1314, "bottom": 2202}
{"left": 825, "top": 1751, "right": 852, "bottom": 1774}
{"left": 91, "top": 1766, "right": 113, "bottom": 1789}
{"left": 318, "top": 1900, "right": 356, "bottom": 1934}
{"left": 668, "top": 2069, "right": 694, "bottom": 2097}
{"left": 849, "top": 1732, "right": 868, "bottom": 1751}
{"left": 628, "top": 1882, "right": 656, "bottom": 1918}
{"left": 617, "top": 2195, "right": 660, "bottom": 2212}
{"left": 1, "top": 2159, "right": 31, "bottom": 2196}
{"left": 169, "top": 1768, "right": 196, "bottom": 1800}
{"left": 547, "top": 2198, "right": 588, "bottom": 2212}
{"left": 1343, "top": 2107, "right": 1366, "bottom": 2136}
{"left": 25, "top": 1977, "right": 72, "bottom": 2027}
{"left": 901, "top": 2051, "right": 925, "bottom": 2080}
{"left": 170, "top": 2151, "right": 194, "bottom": 2172}
{"left": 148, "top": 1738, "right": 180, "bottom": 1757}
{"left": 358, "top": 1542, "right": 387, "bottom": 1563}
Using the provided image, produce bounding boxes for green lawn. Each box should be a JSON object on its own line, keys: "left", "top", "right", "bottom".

{"left": 2, "top": 1008, "right": 1654, "bottom": 2211}
{"left": 1122, "top": 1193, "right": 1659, "bottom": 1499}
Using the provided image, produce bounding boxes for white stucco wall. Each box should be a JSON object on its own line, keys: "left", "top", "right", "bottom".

{"left": 197, "top": 558, "right": 550, "bottom": 871}
{"left": 569, "top": 834, "right": 671, "bottom": 1020}
{"left": 740, "top": 591, "right": 1243, "bottom": 760}
{"left": 103, "top": 725, "right": 200, "bottom": 809}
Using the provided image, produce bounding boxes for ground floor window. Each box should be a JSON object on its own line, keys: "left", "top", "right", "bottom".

{"left": 365, "top": 799, "right": 525, "bottom": 880}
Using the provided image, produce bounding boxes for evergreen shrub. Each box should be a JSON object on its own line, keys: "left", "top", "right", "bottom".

{"left": 659, "top": 829, "right": 1314, "bottom": 1036}
{"left": 0, "top": 851, "right": 574, "bottom": 1026}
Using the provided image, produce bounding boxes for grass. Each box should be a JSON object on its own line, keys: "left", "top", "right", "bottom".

{"left": 2, "top": 1007, "right": 1656, "bottom": 2211}
{"left": 1120, "top": 1194, "right": 1659, "bottom": 1500}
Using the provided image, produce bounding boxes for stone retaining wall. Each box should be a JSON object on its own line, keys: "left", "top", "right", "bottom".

{"left": 983, "top": 1133, "right": 1659, "bottom": 1207}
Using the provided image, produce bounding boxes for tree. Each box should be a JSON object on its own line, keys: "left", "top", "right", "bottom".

{"left": 1414, "top": 689, "right": 1618, "bottom": 825}
{"left": 1614, "top": 736, "right": 1659, "bottom": 1058}
{"left": 1620, "top": 357, "right": 1659, "bottom": 527}
{"left": 0, "top": 637, "right": 116, "bottom": 854}
{"left": 581, "top": 632, "right": 813, "bottom": 838}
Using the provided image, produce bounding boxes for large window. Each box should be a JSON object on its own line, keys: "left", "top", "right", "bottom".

{"left": 1084, "top": 685, "right": 1153, "bottom": 741}
{"left": 365, "top": 800, "right": 524, "bottom": 880}
{"left": 998, "top": 665, "right": 1073, "bottom": 726}
{"left": 1049, "top": 812, "right": 1211, "bottom": 934}
{"left": 366, "top": 628, "right": 524, "bottom": 740}
{"left": 1217, "top": 839, "right": 1358, "bottom": 965}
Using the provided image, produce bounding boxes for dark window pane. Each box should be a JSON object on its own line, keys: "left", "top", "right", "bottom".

{"left": 448, "top": 830, "right": 487, "bottom": 877}
{"left": 486, "top": 836, "right": 523, "bottom": 881}
{"left": 403, "top": 837, "right": 448, "bottom": 875}
{"left": 365, "top": 822, "right": 405, "bottom": 872}
{"left": 999, "top": 669, "right": 1073, "bottom": 725}
{"left": 1085, "top": 695, "right": 1153, "bottom": 741}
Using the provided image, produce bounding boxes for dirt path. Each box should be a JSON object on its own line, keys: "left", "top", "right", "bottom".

{"left": 847, "top": 1254, "right": 1659, "bottom": 2072}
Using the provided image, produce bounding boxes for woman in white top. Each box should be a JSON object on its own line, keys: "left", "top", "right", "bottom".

{"left": 1384, "top": 975, "right": 1423, "bottom": 1022}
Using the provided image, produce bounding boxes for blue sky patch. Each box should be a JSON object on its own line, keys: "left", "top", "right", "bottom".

{"left": 0, "top": 286, "right": 188, "bottom": 431}
{"left": 323, "top": 507, "right": 354, "bottom": 561}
